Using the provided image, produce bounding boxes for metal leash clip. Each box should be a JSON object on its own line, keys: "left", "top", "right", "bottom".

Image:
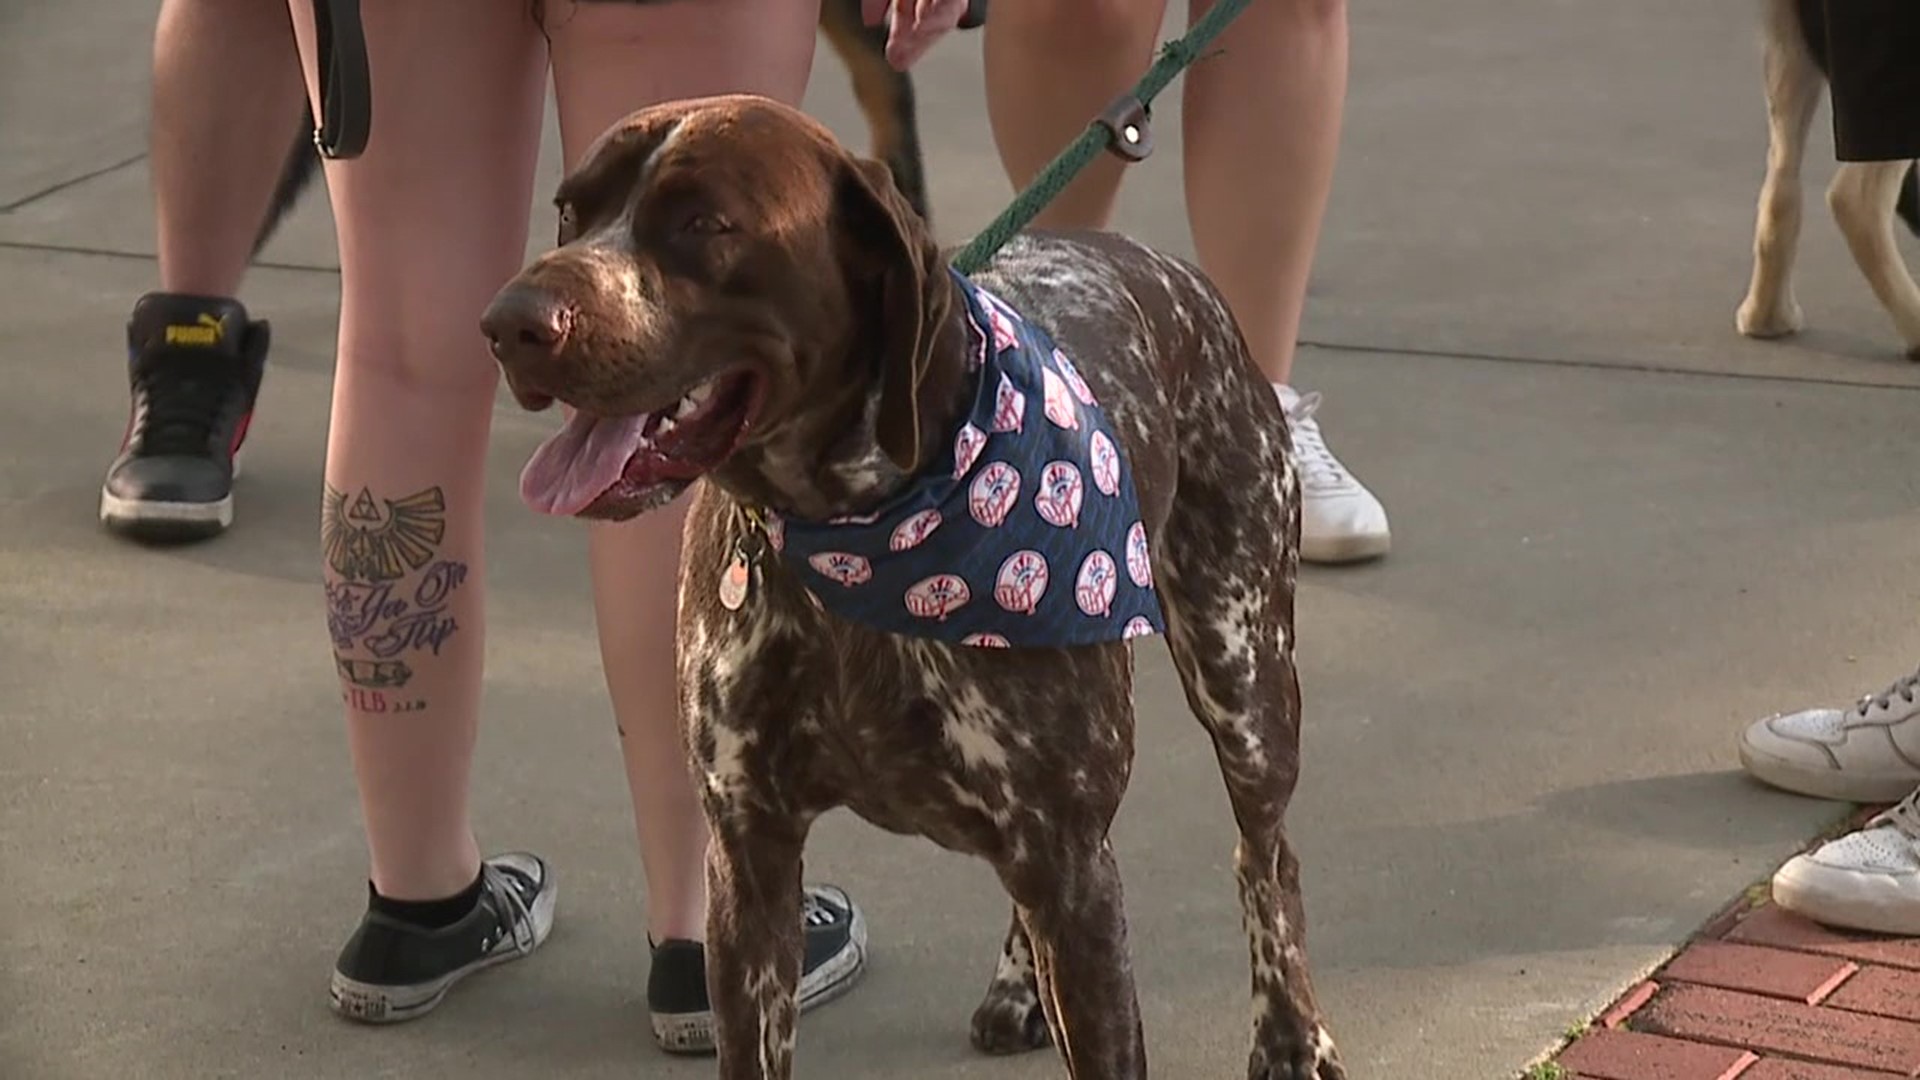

{"left": 1096, "top": 94, "right": 1153, "bottom": 163}
{"left": 311, "top": 0, "right": 372, "bottom": 160}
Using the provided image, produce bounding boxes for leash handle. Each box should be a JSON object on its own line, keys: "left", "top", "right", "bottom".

{"left": 311, "top": 0, "right": 372, "bottom": 160}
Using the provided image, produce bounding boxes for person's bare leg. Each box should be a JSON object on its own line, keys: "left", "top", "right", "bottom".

{"left": 100, "top": 0, "right": 307, "bottom": 542}
{"left": 152, "top": 0, "right": 305, "bottom": 296}
{"left": 981, "top": 0, "right": 1345, "bottom": 383}
{"left": 1181, "top": 0, "right": 1344, "bottom": 387}
{"left": 980, "top": 0, "right": 1382, "bottom": 562}
{"left": 285, "top": 0, "right": 549, "bottom": 902}
{"left": 541, "top": 7, "right": 868, "bottom": 1052}
{"left": 1183, "top": 0, "right": 1385, "bottom": 563}
{"left": 981, "top": 0, "right": 1166, "bottom": 230}
{"left": 544, "top": 0, "right": 819, "bottom": 947}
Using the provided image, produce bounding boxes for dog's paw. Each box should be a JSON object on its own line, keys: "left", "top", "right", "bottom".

{"left": 1248, "top": 1050, "right": 1348, "bottom": 1080}
{"left": 969, "top": 984, "right": 1051, "bottom": 1055}
{"left": 1249, "top": 1023, "right": 1345, "bottom": 1080}
{"left": 1736, "top": 294, "right": 1804, "bottom": 339}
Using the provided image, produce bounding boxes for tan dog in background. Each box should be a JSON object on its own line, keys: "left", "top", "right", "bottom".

{"left": 1737, "top": 0, "right": 1920, "bottom": 356}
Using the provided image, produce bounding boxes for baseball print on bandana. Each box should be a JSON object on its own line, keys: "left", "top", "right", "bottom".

{"left": 774, "top": 268, "right": 1166, "bottom": 649}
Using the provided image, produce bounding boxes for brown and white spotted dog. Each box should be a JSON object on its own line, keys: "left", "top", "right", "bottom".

{"left": 480, "top": 94, "right": 1347, "bottom": 1080}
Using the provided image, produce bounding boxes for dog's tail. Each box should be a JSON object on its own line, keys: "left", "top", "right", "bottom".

{"left": 252, "top": 105, "right": 323, "bottom": 259}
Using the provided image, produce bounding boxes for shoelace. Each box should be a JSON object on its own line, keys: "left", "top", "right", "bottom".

{"left": 801, "top": 892, "right": 840, "bottom": 929}
{"left": 134, "top": 352, "right": 241, "bottom": 457}
{"left": 1282, "top": 390, "right": 1355, "bottom": 495}
{"left": 483, "top": 863, "right": 539, "bottom": 957}
{"left": 1875, "top": 787, "right": 1920, "bottom": 841}
{"left": 1853, "top": 668, "right": 1920, "bottom": 717}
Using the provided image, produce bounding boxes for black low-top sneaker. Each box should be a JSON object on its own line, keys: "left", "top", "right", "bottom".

{"left": 330, "top": 853, "right": 556, "bottom": 1024}
{"left": 100, "top": 292, "right": 268, "bottom": 540}
{"left": 648, "top": 883, "right": 869, "bottom": 1054}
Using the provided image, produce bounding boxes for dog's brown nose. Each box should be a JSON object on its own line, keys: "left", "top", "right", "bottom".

{"left": 481, "top": 287, "right": 572, "bottom": 366}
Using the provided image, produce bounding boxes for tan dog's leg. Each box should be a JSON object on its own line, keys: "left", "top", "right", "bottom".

{"left": 1738, "top": 0, "right": 1824, "bottom": 339}
{"left": 1828, "top": 161, "right": 1920, "bottom": 355}
{"left": 818, "top": 0, "right": 932, "bottom": 221}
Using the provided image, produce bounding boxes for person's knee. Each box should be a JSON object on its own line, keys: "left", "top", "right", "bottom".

{"left": 335, "top": 312, "right": 504, "bottom": 401}
{"left": 995, "top": 0, "right": 1163, "bottom": 52}
{"left": 1291, "top": 0, "right": 1346, "bottom": 22}
{"left": 1250, "top": 0, "right": 1345, "bottom": 32}
{"left": 158, "top": 0, "right": 292, "bottom": 35}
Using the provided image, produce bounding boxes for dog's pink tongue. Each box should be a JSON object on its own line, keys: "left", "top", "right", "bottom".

{"left": 520, "top": 411, "right": 651, "bottom": 516}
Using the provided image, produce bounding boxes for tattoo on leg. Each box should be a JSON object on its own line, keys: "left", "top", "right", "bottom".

{"left": 336, "top": 657, "right": 414, "bottom": 688}
{"left": 321, "top": 483, "right": 447, "bottom": 583}
{"left": 322, "top": 483, "right": 466, "bottom": 713}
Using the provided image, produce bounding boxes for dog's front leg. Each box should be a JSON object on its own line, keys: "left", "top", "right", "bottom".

{"left": 1002, "top": 841, "right": 1147, "bottom": 1079}
{"left": 705, "top": 812, "right": 807, "bottom": 1080}
{"left": 971, "top": 909, "right": 1051, "bottom": 1054}
{"left": 1737, "top": 0, "right": 1823, "bottom": 339}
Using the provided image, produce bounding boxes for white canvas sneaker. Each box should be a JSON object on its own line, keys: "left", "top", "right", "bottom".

{"left": 1276, "top": 385, "right": 1390, "bottom": 564}
{"left": 1774, "top": 790, "right": 1920, "bottom": 934}
{"left": 1739, "top": 668, "right": 1920, "bottom": 803}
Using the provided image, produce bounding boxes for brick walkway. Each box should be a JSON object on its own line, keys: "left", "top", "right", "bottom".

{"left": 1544, "top": 810, "right": 1920, "bottom": 1080}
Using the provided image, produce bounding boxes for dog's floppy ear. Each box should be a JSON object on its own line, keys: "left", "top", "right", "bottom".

{"left": 835, "top": 155, "right": 952, "bottom": 474}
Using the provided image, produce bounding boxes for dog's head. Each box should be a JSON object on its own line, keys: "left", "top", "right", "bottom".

{"left": 482, "top": 94, "right": 959, "bottom": 522}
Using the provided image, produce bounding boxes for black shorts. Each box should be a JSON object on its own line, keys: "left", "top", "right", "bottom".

{"left": 1799, "top": 0, "right": 1920, "bottom": 161}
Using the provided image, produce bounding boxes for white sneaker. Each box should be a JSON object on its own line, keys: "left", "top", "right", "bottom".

{"left": 1774, "top": 790, "right": 1920, "bottom": 934}
{"left": 1739, "top": 669, "right": 1920, "bottom": 803}
{"left": 1276, "top": 385, "right": 1390, "bottom": 564}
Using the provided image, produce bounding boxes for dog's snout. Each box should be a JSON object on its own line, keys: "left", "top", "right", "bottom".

{"left": 481, "top": 287, "right": 573, "bottom": 366}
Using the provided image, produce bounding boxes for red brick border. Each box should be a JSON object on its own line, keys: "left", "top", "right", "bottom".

{"left": 1534, "top": 805, "right": 1920, "bottom": 1080}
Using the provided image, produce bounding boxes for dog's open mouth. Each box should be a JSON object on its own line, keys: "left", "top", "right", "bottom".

{"left": 519, "top": 370, "right": 761, "bottom": 518}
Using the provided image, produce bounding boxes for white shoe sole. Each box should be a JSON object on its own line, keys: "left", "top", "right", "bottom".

{"left": 328, "top": 874, "right": 558, "bottom": 1025}
{"left": 98, "top": 453, "right": 242, "bottom": 539}
{"left": 651, "top": 902, "right": 870, "bottom": 1055}
{"left": 99, "top": 487, "right": 233, "bottom": 537}
{"left": 1738, "top": 736, "right": 1920, "bottom": 804}
{"left": 1301, "top": 530, "right": 1391, "bottom": 565}
{"left": 1774, "top": 853, "right": 1920, "bottom": 936}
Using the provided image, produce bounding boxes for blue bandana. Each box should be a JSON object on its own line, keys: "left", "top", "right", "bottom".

{"left": 768, "top": 269, "right": 1166, "bottom": 650}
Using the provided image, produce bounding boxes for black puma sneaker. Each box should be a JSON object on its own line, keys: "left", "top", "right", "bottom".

{"left": 100, "top": 292, "right": 268, "bottom": 540}
{"left": 330, "top": 853, "right": 557, "bottom": 1024}
{"left": 648, "top": 883, "right": 869, "bottom": 1054}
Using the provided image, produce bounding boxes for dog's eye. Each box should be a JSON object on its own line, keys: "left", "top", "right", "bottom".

{"left": 679, "top": 212, "right": 735, "bottom": 236}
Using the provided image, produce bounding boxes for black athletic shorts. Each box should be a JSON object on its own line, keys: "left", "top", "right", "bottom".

{"left": 1800, "top": 0, "right": 1920, "bottom": 161}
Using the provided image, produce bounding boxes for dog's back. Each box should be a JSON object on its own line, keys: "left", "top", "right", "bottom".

{"left": 963, "top": 231, "right": 1289, "bottom": 522}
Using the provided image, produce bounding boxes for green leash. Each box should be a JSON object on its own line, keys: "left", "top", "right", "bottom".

{"left": 950, "top": 0, "right": 1254, "bottom": 275}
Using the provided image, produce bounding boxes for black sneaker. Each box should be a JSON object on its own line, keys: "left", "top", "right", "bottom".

{"left": 648, "top": 883, "right": 869, "bottom": 1054}
{"left": 330, "top": 853, "right": 557, "bottom": 1024}
{"left": 99, "top": 292, "right": 268, "bottom": 541}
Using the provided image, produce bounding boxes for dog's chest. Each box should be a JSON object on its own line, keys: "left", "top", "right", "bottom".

{"left": 697, "top": 572, "right": 1135, "bottom": 854}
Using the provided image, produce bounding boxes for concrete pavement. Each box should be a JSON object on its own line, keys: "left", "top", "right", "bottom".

{"left": 7, "top": 1, "right": 1920, "bottom": 1077}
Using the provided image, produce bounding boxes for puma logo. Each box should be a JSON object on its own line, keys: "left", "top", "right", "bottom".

{"left": 163, "top": 313, "right": 224, "bottom": 347}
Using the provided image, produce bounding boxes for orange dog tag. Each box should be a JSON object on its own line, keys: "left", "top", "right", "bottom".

{"left": 719, "top": 549, "right": 751, "bottom": 611}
